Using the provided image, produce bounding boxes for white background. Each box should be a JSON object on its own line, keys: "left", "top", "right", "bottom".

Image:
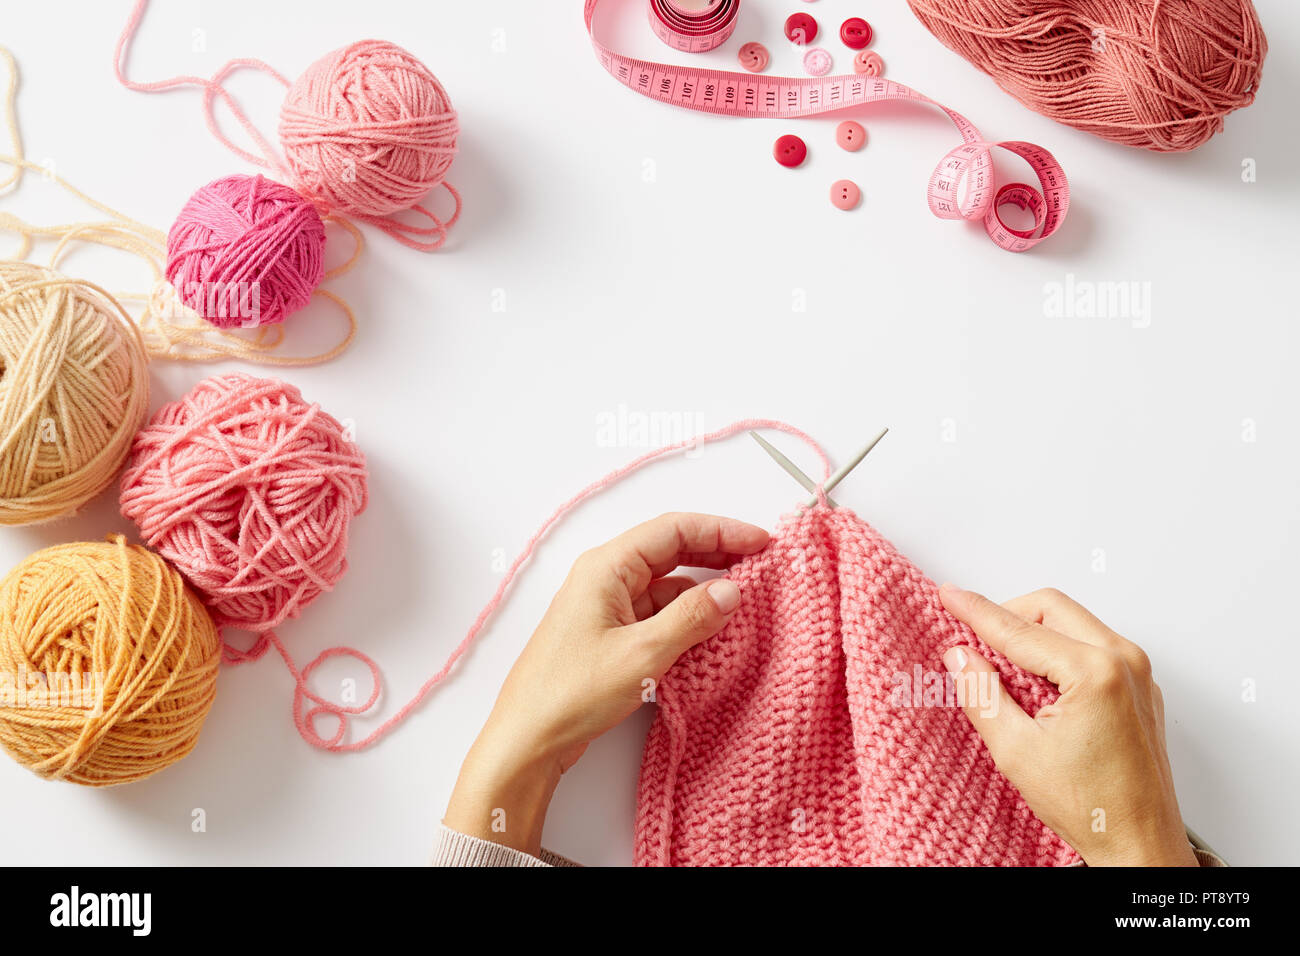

{"left": 0, "top": 0, "right": 1295, "bottom": 866}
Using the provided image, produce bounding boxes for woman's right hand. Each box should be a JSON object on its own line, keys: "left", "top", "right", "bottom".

{"left": 443, "top": 512, "right": 766, "bottom": 855}
{"left": 939, "top": 585, "right": 1198, "bottom": 867}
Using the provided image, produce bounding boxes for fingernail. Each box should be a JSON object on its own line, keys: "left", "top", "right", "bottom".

{"left": 939, "top": 582, "right": 960, "bottom": 594}
{"left": 943, "top": 646, "right": 968, "bottom": 672}
{"left": 707, "top": 579, "right": 741, "bottom": 614}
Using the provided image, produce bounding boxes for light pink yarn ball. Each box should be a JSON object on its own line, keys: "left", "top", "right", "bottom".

{"left": 166, "top": 174, "right": 325, "bottom": 329}
{"left": 278, "top": 39, "right": 459, "bottom": 218}
{"left": 119, "top": 373, "right": 368, "bottom": 635}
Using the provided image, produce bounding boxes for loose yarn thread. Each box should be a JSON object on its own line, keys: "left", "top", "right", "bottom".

{"left": 122, "top": 417, "right": 828, "bottom": 752}
{"left": 0, "top": 47, "right": 359, "bottom": 365}
{"left": 285, "top": 419, "right": 827, "bottom": 751}
{"left": 0, "top": 262, "right": 149, "bottom": 525}
{"left": 907, "top": 0, "right": 1267, "bottom": 151}
{"left": 115, "top": 0, "right": 461, "bottom": 251}
{"left": 0, "top": 536, "right": 221, "bottom": 786}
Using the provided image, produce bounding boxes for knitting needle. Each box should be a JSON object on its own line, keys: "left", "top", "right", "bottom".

{"left": 749, "top": 431, "right": 838, "bottom": 509}
{"left": 803, "top": 427, "right": 889, "bottom": 507}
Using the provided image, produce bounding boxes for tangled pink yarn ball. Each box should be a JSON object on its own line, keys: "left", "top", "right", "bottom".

{"left": 120, "top": 373, "right": 368, "bottom": 636}
{"left": 278, "top": 39, "right": 459, "bottom": 218}
{"left": 166, "top": 174, "right": 325, "bottom": 329}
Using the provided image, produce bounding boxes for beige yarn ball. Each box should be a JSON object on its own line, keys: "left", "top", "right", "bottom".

{"left": 0, "top": 262, "right": 149, "bottom": 525}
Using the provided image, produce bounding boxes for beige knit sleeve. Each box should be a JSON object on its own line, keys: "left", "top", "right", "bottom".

{"left": 1066, "top": 846, "right": 1227, "bottom": 867}
{"left": 431, "top": 823, "right": 1226, "bottom": 867}
{"left": 431, "top": 824, "right": 582, "bottom": 867}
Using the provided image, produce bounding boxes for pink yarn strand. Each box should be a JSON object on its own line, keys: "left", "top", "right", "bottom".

{"left": 114, "top": 0, "right": 290, "bottom": 170}
{"left": 267, "top": 419, "right": 831, "bottom": 752}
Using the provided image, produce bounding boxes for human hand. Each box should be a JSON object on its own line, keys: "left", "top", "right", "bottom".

{"left": 939, "top": 585, "right": 1197, "bottom": 867}
{"left": 443, "top": 512, "right": 768, "bottom": 854}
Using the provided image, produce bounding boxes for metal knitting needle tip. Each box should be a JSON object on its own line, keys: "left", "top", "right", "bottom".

{"left": 750, "top": 431, "right": 838, "bottom": 509}
{"left": 805, "top": 427, "right": 889, "bottom": 507}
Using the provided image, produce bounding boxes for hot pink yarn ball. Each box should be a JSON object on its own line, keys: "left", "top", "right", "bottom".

{"left": 278, "top": 39, "right": 459, "bottom": 218}
{"left": 166, "top": 174, "right": 325, "bottom": 329}
{"left": 120, "top": 373, "right": 368, "bottom": 635}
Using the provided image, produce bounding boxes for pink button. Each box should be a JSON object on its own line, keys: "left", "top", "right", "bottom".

{"left": 802, "top": 47, "right": 833, "bottom": 76}
{"left": 784, "top": 12, "right": 818, "bottom": 45}
{"left": 737, "top": 41, "right": 769, "bottom": 73}
{"left": 835, "top": 120, "right": 866, "bottom": 151}
{"left": 774, "top": 134, "right": 808, "bottom": 168}
{"left": 853, "top": 50, "right": 884, "bottom": 76}
{"left": 830, "top": 179, "right": 861, "bottom": 210}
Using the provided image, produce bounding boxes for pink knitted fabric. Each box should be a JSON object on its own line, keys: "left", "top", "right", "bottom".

{"left": 636, "top": 505, "right": 1081, "bottom": 867}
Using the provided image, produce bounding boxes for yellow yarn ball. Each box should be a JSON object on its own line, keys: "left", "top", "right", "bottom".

{"left": 0, "top": 262, "right": 149, "bottom": 525}
{"left": 0, "top": 536, "right": 221, "bottom": 786}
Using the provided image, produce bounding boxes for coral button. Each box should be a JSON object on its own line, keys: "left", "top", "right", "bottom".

{"left": 835, "top": 120, "right": 866, "bottom": 151}
{"left": 840, "top": 17, "right": 873, "bottom": 50}
{"left": 830, "top": 179, "right": 861, "bottom": 210}
{"left": 802, "top": 47, "right": 833, "bottom": 76}
{"left": 784, "top": 12, "right": 818, "bottom": 45}
{"left": 738, "top": 41, "right": 769, "bottom": 73}
{"left": 853, "top": 50, "right": 884, "bottom": 76}
{"left": 774, "top": 134, "right": 808, "bottom": 168}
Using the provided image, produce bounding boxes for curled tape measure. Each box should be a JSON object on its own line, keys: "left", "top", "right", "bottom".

{"left": 585, "top": 0, "right": 1069, "bottom": 252}
{"left": 648, "top": 0, "right": 739, "bottom": 53}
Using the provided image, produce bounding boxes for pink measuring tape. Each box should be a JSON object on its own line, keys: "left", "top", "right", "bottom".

{"left": 648, "top": 0, "right": 740, "bottom": 53}
{"left": 586, "top": 0, "right": 1069, "bottom": 252}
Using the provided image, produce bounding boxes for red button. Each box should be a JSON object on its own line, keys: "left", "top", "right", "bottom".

{"left": 840, "top": 17, "right": 873, "bottom": 50}
{"left": 773, "top": 134, "right": 807, "bottom": 168}
{"left": 784, "top": 12, "right": 818, "bottom": 46}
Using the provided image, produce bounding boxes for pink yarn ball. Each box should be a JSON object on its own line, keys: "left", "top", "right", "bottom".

{"left": 278, "top": 39, "right": 459, "bottom": 218}
{"left": 908, "top": 0, "right": 1267, "bottom": 152}
{"left": 120, "top": 373, "right": 368, "bottom": 635}
{"left": 166, "top": 174, "right": 325, "bottom": 329}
